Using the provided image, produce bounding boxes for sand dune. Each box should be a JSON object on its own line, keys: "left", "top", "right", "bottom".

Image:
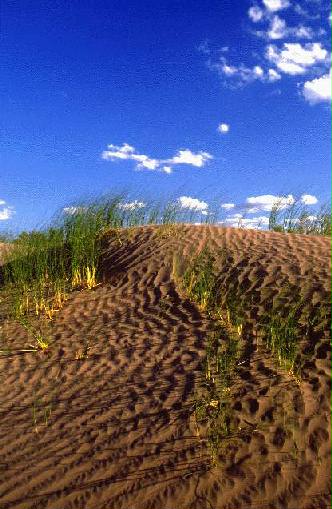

{"left": 0, "top": 225, "right": 330, "bottom": 509}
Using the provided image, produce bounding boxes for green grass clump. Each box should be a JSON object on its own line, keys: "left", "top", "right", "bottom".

{"left": 2, "top": 195, "right": 210, "bottom": 320}
{"left": 182, "top": 247, "right": 217, "bottom": 312}
{"left": 3, "top": 196, "right": 128, "bottom": 319}
{"left": 260, "top": 307, "right": 300, "bottom": 375}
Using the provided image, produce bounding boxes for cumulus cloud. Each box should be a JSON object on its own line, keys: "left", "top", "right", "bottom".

{"left": 0, "top": 199, "right": 15, "bottom": 221}
{"left": 224, "top": 214, "right": 270, "bottom": 229}
{"left": 218, "top": 123, "right": 230, "bottom": 133}
{"left": 266, "top": 42, "right": 328, "bottom": 75}
{"left": 63, "top": 206, "right": 86, "bottom": 215}
{"left": 262, "top": 0, "right": 290, "bottom": 12}
{"left": 101, "top": 143, "right": 213, "bottom": 173}
{"left": 204, "top": 1, "right": 330, "bottom": 104}
{"left": 0, "top": 207, "right": 14, "bottom": 220}
{"left": 268, "top": 16, "right": 288, "bottom": 39}
{"left": 268, "top": 68, "right": 282, "bottom": 80}
{"left": 177, "top": 196, "right": 209, "bottom": 212}
{"left": 211, "top": 56, "right": 268, "bottom": 86}
{"left": 303, "top": 69, "right": 332, "bottom": 103}
{"left": 170, "top": 149, "right": 212, "bottom": 167}
{"left": 118, "top": 200, "right": 146, "bottom": 211}
{"left": 243, "top": 193, "right": 319, "bottom": 212}
{"left": 300, "top": 194, "right": 318, "bottom": 205}
{"left": 248, "top": 5, "right": 265, "bottom": 22}
{"left": 221, "top": 203, "right": 235, "bottom": 210}
{"left": 245, "top": 194, "right": 295, "bottom": 213}
{"left": 256, "top": 15, "right": 315, "bottom": 41}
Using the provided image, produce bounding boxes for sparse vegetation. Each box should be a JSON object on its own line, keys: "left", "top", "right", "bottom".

{"left": 268, "top": 196, "right": 331, "bottom": 236}
{"left": 177, "top": 245, "right": 244, "bottom": 465}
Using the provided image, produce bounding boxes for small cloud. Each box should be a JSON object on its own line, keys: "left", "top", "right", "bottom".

{"left": 262, "top": 0, "right": 290, "bottom": 12}
{"left": 248, "top": 5, "right": 264, "bottom": 22}
{"left": 178, "top": 196, "right": 209, "bottom": 212}
{"left": 303, "top": 69, "right": 332, "bottom": 104}
{"left": 170, "top": 149, "right": 213, "bottom": 167}
{"left": 118, "top": 200, "right": 146, "bottom": 211}
{"left": 254, "top": 65, "right": 264, "bottom": 76}
{"left": 198, "top": 40, "right": 210, "bottom": 55}
{"left": 300, "top": 194, "right": 318, "bottom": 205}
{"left": 268, "top": 68, "right": 282, "bottom": 80}
{"left": 293, "top": 25, "right": 314, "bottom": 39}
{"left": 245, "top": 194, "right": 295, "bottom": 213}
{"left": 266, "top": 42, "right": 328, "bottom": 75}
{"left": 224, "top": 214, "right": 270, "bottom": 229}
{"left": 218, "top": 123, "right": 230, "bottom": 133}
{"left": 268, "top": 16, "right": 288, "bottom": 39}
{"left": 102, "top": 143, "right": 213, "bottom": 172}
{"left": 63, "top": 206, "right": 86, "bottom": 215}
{"left": 221, "top": 203, "right": 235, "bottom": 210}
{"left": 211, "top": 56, "right": 267, "bottom": 86}
{"left": 101, "top": 143, "right": 159, "bottom": 170}
{"left": 0, "top": 205, "right": 15, "bottom": 220}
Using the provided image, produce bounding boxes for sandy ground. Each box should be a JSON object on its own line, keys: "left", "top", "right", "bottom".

{"left": 0, "top": 225, "right": 330, "bottom": 509}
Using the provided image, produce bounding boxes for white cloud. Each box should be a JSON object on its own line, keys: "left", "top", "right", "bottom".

{"left": 260, "top": 15, "right": 315, "bottom": 41}
{"left": 293, "top": 25, "right": 314, "bottom": 38}
{"left": 198, "top": 40, "right": 210, "bottom": 55}
{"left": 268, "top": 16, "right": 288, "bottom": 39}
{"left": 268, "top": 68, "right": 282, "bottom": 80}
{"left": 262, "top": 0, "right": 290, "bottom": 12}
{"left": 300, "top": 194, "right": 318, "bottom": 205}
{"left": 218, "top": 123, "right": 230, "bottom": 133}
{"left": 102, "top": 143, "right": 213, "bottom": 172}
{"left": 101, "top": 143, "right": 159, "bottom": 170}
{"left": 118, "top": 200, "right": 146, "bottom": 211}
{"left": 178, "top": 196, "right": 209, "bottom": 212}
{"left": 266, "top": 42, "right": 328, "bottom": 75}
{"left": 245, "top": 194, "right": 295, "bottom": 212}
{"left": 221, "top": 203, "right": 235, "bottom": 210}
{"left": 224, "top": 214, "right": 270, "bottom": 229}
{"left": 213, "top": 57, "right": 267, "bottom": 85}
{"left": 254, "top": 65, "right": 264, "bottom": 76}
{"left": 170, "top": 149, "right": 213, "bottom": 167}
{"left": 0, "top": 207, "right": 15, "bottom": 220}
{"left": 63, "top": 206, "right": 86, "bottom": 215}
{"left": 248, "top": 5, "right": 264, "bottom": 22}
{"left": 303, "top": 69, "right": 332, "bottom": 103}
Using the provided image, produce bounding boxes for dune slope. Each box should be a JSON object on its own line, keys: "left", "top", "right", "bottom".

{"left": 0, "top": 225, "right": 330, "bottom": 509}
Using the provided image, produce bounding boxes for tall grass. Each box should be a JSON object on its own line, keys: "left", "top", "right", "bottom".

{"left": 2, "top": 195, "right": 209, "bottom": 319}
{"left": 268, "top": 197, "right": 331, "bottom": 236}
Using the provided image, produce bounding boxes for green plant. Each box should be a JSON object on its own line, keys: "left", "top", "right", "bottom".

{"left": 268, "top": 196, "right": 331, "bottom": 236}
{"left": 182, "top": 246, "right": 217, "bottom": 312}
{"left": 17, "top": 316, "right": 51, "bottom": 352}
{"left": 259, "top": 303, "right": 301, "bottom": 376}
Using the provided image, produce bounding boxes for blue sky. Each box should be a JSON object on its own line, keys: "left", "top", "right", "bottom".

{"left": 2, "top": 0, "right": 331, "bottom": 232}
